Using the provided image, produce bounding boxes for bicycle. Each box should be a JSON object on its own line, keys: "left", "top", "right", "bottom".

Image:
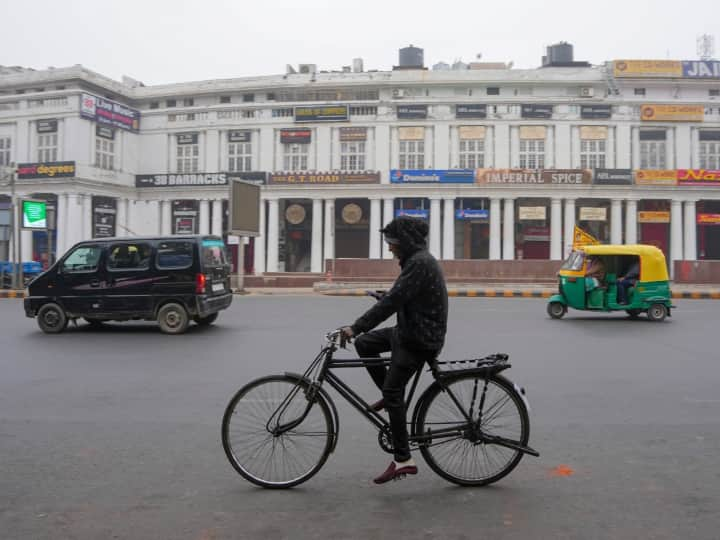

{"left": 222, "top": 329, "right": 539, "bottom": 488}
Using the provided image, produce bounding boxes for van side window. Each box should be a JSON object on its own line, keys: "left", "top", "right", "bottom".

{"left": 156, "top": 241, "right": 194, "bottom": 269}
{"left": 108, "top": 243, "right": 152, "bottom": 271}
{"left": 62, "top": 246, "right": 103, "bottom": 273}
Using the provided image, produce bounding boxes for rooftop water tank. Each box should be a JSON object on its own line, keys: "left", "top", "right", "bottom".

{"left": 399, "top": 45, "right": 424, "bottom": 68}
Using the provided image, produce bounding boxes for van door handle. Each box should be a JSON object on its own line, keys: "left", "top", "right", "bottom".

{"left": 90, "top": 279, "right": 101, "bottom": 288}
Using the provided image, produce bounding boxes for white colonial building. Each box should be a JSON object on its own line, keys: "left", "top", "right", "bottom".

{"left": 1, "top": 46, "right": 719, "bottom": 277}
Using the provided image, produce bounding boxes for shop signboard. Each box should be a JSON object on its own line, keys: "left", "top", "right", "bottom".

{"left": 268, "top": 171, "right": 380, "bottom": 184}
{"left": 80, "top": 93, "right": 140, "bottom": 133}
{"left": 518, "top": 206, "right": 546, "bottom": 220}
{"left": 638, "top": 211, "right": 671, "bottom": 223}
{"left": 593, "top": 169, "right": 634, "bottom": 185}
{"left": 455, "top": 208, "right": 489, "bottom": 220}
{"left": 136, "top": 172, "right": 230, "bottom": 187}
{"left": 580, "top": 105, "right": 612, "bottom": 119}
{"left": 521, "top": 104, "right": 553, "bottom": 119}
{"left": 228, "top": 130, "right": 251, "bottom": 142}
{"left": 96, "top": 125, "right": 115, "bottom": 140}
{"left": 641, "top": 104, "right": 704, "bottom": 122}
{"left": 390, "top": 169, "right": 474, "bottom": 184}
{"left": 397, "top": 105, "right": 428, "bottom": 119}
{"left": 294, "top": 105, "right": 348, "bottom": 122}
{"left": 22, "top": 200, "right": 47, "bottom": 229}
{"left": 579, "top": 207, "right": 607, "bottom": 221}
{"left": 339, "top": 127, "right": 367, "bottom": 141}
{"left": 92, "top": 196, "right": 117, "bottom": 238}
{"left": 634, "top": 170, "right": 677, "bottom": 186}
{"left": 697, "top": 213, "right": 720, "bottom": 225}
{"left": 613, "top": 60, "right": 682, "bottom": 78}
{"left": 172, "top": 200, "right": 199, "bottom": 235}
{"left": 476, "top": 169, "right": 592, "bottom": 185}
{"left": 395, "top": 208, "right": 428, "bottom": 219}
{"left": 677, "top": 169, "right": 720, "bottom": 186}
{"left": 228, "top": 171, "right": 266, "bottom": 185}
{"left": 280, "top": 129, "right": 312, "bottom": 144}
{"left": 176, "top": 133, "right": 198, "bottom": 145}
{"left": 36, "top": 119, "right": 58, "bottom": 133}
{"left": 455, "top": 104, "right": 487, "bottom": 119}
{"left": 229, "top": 178, "right": 260, "bottom": 236}
{"left": 17, "top": 161, "right": 76, "bottom": 179}
{"left": 682, "top": 60, "right": 720, "bottom": 79}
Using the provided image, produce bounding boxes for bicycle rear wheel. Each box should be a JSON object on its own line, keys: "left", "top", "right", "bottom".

{"left": 416, "top": 374, "right": 529, "bottom": 486}
{"left": 222, "top": 375, "right": 334, "bottom": 488}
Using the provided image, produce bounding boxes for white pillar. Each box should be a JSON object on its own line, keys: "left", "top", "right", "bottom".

{"left": 266, "top": 199, "right": 279, "bottom": 272}
{"left": 20, "top": 229, "right": 33, "bottom": 261}
{"left": 369, "top": 198, "right": 381, "bottom": 260}
{"left": 489, "top": 198, "right": 501, "bottom": 260}
{"left": 311, "top": 198, "right": 323, "bottom": 272}
{"left": 323, "top": 199, "right": 335, "bottom": 263}
{"left": 82, "top": 195, "right": 92, "bottom": 240}
{"left": 625, "top": 200, "right": 638, "bottom": 245}
{"left": 671, "top": 200, "right": 683, "bottom": 264}
{"left": 199, "top": 199, "right": 210, "bottom": 235}
{"left": 563, "top": 198, "right": 576, "bottom": 257}
{"left": 442, "top": 197, "right": 455, "bottom": 260}
{"left": 161, "top": 200, "right": 172, "bottom": 235}
{"left": 632, "top": 127, "right": 641, "bottom": 170}
{"left": 502, "top": 198, "right": 515, "bottom": 260}
{"left": 116, "top": 197, "right": 127, "bottom": 238}
{"left": 56, "top": 193, "right": 68, "bottom": 255}
{"left": 429, "top": 197, "right": 441, "bottom": 258}
{"left": 683, "top": 200, "right": 697, "bottom": 260}
{"left": 211, "top": 199, "right": 223, "bottom": 236}
{"left": 550, "top": 198, "right": 562, "bottom": 260}
{"left": 382, "top": 198, "right": 394, "bottom": 259}
{"left": 611, "top": 199, "right": 623, "bottom": 244}
{"left": 252, "top": 199, "right": 266, "bottom": 274}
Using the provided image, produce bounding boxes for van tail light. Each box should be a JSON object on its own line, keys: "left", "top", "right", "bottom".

{"left": 195, "top": 273, "right": 207, "bottom": 293}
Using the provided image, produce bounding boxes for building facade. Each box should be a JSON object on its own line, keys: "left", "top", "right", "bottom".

{"left": 1, "top": 58, "right": 720, "bottom": 276}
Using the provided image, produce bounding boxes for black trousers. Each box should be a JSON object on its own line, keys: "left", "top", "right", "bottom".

{"left": 354, "top": 327, "right": 436, "bottom": 462}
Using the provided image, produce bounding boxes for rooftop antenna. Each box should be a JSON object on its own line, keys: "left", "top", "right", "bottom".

{"left": 697, "top": 34, "right": 715, "bottom": 60}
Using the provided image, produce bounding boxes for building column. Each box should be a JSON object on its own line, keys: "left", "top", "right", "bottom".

{"left": 161, "top": 200, "right": 172, "bottom": 235}
{"left": 683, "top": 200, "right": 697, "bottom": 260}
{"left": 211, "top": 199, "right": 223, "bottom": 236}
{"left": 563, "top": 198, "right": 576, "bottom": 258}
{"left": 631, "top": 127, "right": 641, "bottom": 170}
{"left": 311, "top": 198, "right": 323, "bottom": 272}
{"left": 502, "top": 198, "right": 515, "bottom": 260}
{"left": 323, "top": 199, "right": 335, "bottom": 264}
{"left": 82, "top": 195, "right": 92, "bottom": 240}
{"left": 253, "top": 199, "right": 266, "bottom": 274}
{"left": 369, "top": 198, "right": 381, "bottom": 260}
{"left": 550, "top": 198, "right": 562, "bottom": 260}
{"left": 625, "top": 199, "right": 638, "bottom": 245}
{"left": 266, "top": 199, "right": 279, "bottom": 272}
{"left": 56, "top": 193, "right": 69, "bottom": 255}
{"left": 116, "top": 197, "right": 127, "bottom": 238}
{"left": 671, "top": 200, "right": 683, "bottom": 265}
{"left": 199, "top": 199, "right": 210, "bottom": 235}
{"left": 489, "top": 198, "right": 501, "bottom": 260}
{"left": 382, "top": 198, "right": 394, "bottom": 259}
{"left": 611, "top": 199, "right": 623, "bottom": 244}
{"left": 442, "top": 197, "right": 455, "bottom": 260}
{"left": 429, "top": 197, "right": 441, "bottom": 258}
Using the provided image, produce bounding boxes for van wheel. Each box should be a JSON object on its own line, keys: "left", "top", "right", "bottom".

{"left": 547, "top": 302, "right": 567, "bottom": 319}
{"left": 37, "top": 303, "right": 68, "bottom": 334}
{"left": 625, "top": 309, "right": 642, "bottom": 319}
{"left": 647, "top": 304, "right": 667, "bottom": 322}
{"left": 157, "top": 303, "right": 190, "bottom": 334}
{"left": 194, "top": 313, "right": 218, "bottom": 326}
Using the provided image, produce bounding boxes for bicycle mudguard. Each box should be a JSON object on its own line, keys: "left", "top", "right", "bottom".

{"left": 284, "top": 372, "right": 340, "bottom": 453}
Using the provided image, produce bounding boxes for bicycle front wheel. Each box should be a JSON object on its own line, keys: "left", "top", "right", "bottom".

{"left": 222, "top": 375, "right": 334, "bottom": 488}
{"left": 416, "top": 374, "right": 529, "bottom": 486}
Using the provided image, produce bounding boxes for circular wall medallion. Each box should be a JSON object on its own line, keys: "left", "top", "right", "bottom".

{"left": 342, "top": 203, "right": 363, "bottom": 224}
{"left": 285, "top": 204, "right": 306, "bottom": 225}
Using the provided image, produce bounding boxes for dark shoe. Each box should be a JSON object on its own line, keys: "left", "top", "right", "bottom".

{"left": 369, "top": 399, "right": 385, "bottom": 412}
{"left": 373, "top": 461, "right": 418, "bottom": 484}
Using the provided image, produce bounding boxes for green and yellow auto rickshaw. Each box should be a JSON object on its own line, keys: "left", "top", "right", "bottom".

{"left": 547, "top": 244, "right": 674, "bottom": 321}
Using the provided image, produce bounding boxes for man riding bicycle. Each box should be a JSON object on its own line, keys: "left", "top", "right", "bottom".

{"left": 341, "top": 216, "right": 448, "bottom": 484}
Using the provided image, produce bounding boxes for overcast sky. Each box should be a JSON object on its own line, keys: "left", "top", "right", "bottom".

{"left": 2, "top": 0, "right": 718, "bottom": 85}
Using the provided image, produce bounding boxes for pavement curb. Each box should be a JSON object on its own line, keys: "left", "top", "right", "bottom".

{"left": 0, "top": 290, "right": 24, "bottom": 299}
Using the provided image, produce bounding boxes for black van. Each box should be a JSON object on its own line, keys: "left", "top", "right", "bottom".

{"left": 24, "top": 235, "right": 233, "bottom": 334}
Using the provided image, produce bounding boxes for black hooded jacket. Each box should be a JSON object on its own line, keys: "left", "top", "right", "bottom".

{"left": 351, "top": 217, "right": 448, "bottom": 352}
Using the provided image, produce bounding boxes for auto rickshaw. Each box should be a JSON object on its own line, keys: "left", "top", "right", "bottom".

{"left": 547, "top": 244, "right": 674, "bottom": 321}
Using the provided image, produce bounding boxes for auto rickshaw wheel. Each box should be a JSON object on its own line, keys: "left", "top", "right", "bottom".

{"left": 625, "top": 309, "right": 642, "bottom": 319}
{"left": 647, "top": 303, "right": 667, "bottom": 322}
{"left": 547, "top": 302, "right": 567, "bottom": 319}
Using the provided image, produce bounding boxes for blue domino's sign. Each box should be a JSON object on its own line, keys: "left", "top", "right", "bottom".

{"left": 390, "top": 169, "right": 475, "bottom": 183}
{"left": 455, "top": 209, "right": 489, "bottom": 220}
{"left": 395, "top": 208, "right": 429, "bottom": 219}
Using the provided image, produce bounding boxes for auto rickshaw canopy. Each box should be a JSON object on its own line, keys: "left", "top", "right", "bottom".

{"left": 578, "top": 244, "right": 669, "bottom": 282}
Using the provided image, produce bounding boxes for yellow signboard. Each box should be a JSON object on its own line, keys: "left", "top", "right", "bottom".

{"left": 572, "top": 226, "right": 600, "bottom": 249}
{"left": 634, "top": 170, "right": 678, "bottom": 186}
{"left": 613, "top": 60, "right": 682, "bottom": 78}
{"left": 641, "top": 104, "right": 704, "bottom": 122}
{"left": 638, "top": 211, "right": 671, "bottom": 223}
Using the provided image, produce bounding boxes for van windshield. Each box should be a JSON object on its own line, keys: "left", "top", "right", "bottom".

{"left": 561, "top": 251, "right": 585, "bottom": 271}
{"left": 201, "top": 238, "right": 227, "bottom": 268}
